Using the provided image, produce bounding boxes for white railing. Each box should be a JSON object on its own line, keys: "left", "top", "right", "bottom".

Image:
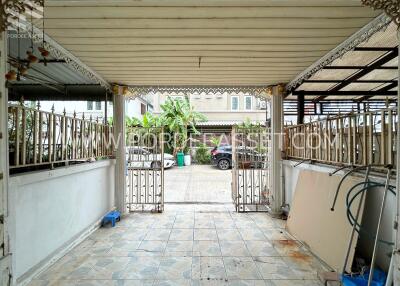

{"left": 8, "top": 103, "right": 114, "bottom": 169}
{"left": 285, "top": 108, "right": 397, "bottom": 168}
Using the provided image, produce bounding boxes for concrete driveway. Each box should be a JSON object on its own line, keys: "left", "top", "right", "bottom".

{"left": 164, "top": 164, "right": 232, "bottom": 203}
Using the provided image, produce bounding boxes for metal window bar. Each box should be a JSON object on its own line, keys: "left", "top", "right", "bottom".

{"left": 8, "top": 103, "right": 114, "bottom": 169}
{"left": 284, "top": 107, "right": 397, "bottom": 169}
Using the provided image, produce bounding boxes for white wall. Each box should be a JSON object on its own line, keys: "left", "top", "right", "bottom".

{"left": 8, "top": 160, "right": 115, "bottom": 284}
{"left": 28, "top": 96, "right": 147, "bottom": 121}
{"left": 283, "top": 160, "right": 396, "bottom": 272}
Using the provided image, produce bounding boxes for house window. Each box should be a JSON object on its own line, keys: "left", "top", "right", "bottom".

{"left": 95, "top": 101, "right": 102, "bottom": 110}
{"left": 170, "top": 95, "right": 184, "bottom": 101}
{"left": 141, "top": 103, "right": 146, "bottom": 115}
{"left": 231, "top": 96, "right": 239, "bottom": 111}
{"left": 245, "top": 96, "right": 252, "bottom": 110}
{"left": 87, "top": 101, "right": 93, "bottom": 110}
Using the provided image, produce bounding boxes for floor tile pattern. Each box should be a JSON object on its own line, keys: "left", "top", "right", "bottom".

{"left": 29, "top": 204, "right": 326, "bottom": 286}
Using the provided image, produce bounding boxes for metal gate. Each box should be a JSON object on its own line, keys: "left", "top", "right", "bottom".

{"left": 232, "top": 125, "right": 271, "bottom": 212}
{"left": 126, "top": 127, "right": 164, "bottom": 212}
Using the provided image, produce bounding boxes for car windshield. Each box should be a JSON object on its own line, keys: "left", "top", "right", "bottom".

{"left": 218, "top": 145, "right": 232, "bottom": 151}
{"left": 129, "top": 148, "right": 151, "bottom": 155}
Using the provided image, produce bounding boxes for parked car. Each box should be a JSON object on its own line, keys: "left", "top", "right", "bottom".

{"left": 126, "top": 147, "right": 175, "bottom": 169}
{"left": 211, "top": 145, "right": 232, "bottom": 170}
{"left": 211, "top": 145, "right": 267, "bottom": 170}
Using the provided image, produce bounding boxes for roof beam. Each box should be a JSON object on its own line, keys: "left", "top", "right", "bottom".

{"left": 323, "top": 66, "right": 397, "bottom": 70}
{"left": 313, "top": 48, "right": 398, "bottom": 102}
{"left": 355, "top": 81, "right": 399, "bottom": 102}
{"left": 353, "top": 47, "right": 398, "bottom": 52}
{"left": 293, "top": 90, "right": 397, "bottom": 96}
{"left": 303, "top": 79, "right": 398, "bottom": 83}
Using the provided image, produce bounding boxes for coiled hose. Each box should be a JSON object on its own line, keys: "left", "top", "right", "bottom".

{"left": 346, "top": 180, "right": 396, "bottom": 246}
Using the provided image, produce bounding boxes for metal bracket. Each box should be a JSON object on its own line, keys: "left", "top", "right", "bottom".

{"left": 294, "top": 159, "right": 312, "bottom": 168}
{"left": 329, "top": 165, "right": 354, "bottom": 176}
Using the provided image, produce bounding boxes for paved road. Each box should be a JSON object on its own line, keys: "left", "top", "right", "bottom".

{"left": 164, "top": 164, "right": 232, "bottom": 203}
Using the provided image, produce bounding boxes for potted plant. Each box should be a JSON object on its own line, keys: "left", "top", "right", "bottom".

{"left": 183, "top": 146, "right": 191, "bottom": 166}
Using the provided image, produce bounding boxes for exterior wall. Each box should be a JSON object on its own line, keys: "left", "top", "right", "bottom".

{"left": 33, "top": 97, "right": 149, "bottom": 121}
{"left": 283, "top": 160, "right": 395, "bottom": 272}
{"left": 8, "top": 160, "right": 115, "bottom": 284}
{"left": 195, "top": 111, "right": 266, "bottom": 121}
{"left": 152, "top": 93, "right": 266, "bottom": 122}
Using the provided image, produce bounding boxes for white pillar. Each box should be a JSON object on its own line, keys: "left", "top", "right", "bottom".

{"left": 113, "top": 88, "right": 126, "bottom": 214}
{"left": 270, "top": 85, "right": 284, "bottom": 215}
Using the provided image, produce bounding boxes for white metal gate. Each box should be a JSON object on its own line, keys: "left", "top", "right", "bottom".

{"left": 126, "top": 127, "right": 164, "bottom": 212}
{"left": 232, "top": 125, "right": 271, "bottom": 212}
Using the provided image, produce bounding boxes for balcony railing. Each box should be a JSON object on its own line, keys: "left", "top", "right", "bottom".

{"left": 8, "top": 103, "right": 114, "bottom": 169}
{"left": 284, "top": 108, "right": 397, "bottom": 168}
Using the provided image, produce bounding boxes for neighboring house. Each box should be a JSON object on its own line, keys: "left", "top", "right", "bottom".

{"left": 152, "top": 93, "right": 267, "bottom": 132}
{"left": 35, "top": 95, "right": 152, "bottom": 122}
{"left": 151, "top": 93, "right": 267, "bottom": 151}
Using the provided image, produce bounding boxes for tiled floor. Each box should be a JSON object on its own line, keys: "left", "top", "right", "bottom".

{"left": 29, "top": 204, "right": 326, "bottom": 286}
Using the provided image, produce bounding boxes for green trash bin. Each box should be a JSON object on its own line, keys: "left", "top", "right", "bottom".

{"left": 177, "top": 152, "right": 184, "bottom": 167}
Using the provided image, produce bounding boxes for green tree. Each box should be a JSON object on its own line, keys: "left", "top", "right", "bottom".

{"left": 195, "top": 143, "right": 211, "bottom": 164}
{"left": 159, "top": 97, "right": 207, "bottom": 155}
{"left": 210, "top": 135, "right": 221, "bottom": 147}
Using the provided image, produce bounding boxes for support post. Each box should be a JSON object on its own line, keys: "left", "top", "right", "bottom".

{"left": 297, "top": 94, "right": 305, "bottom": 124}
{"left": 270, "top": 85, "right": 284, "bottom": 215}
{"left": 113, "top": 86, "right": 126, "bottom": 214}
{"left": 0, "top": 31, "right": 11, "bottom": 286}
{"left": 104, "top": 91, "right": 108, "bottom": 125}
{"left": 394, "top": 28, "right": 400, "bottom": 286}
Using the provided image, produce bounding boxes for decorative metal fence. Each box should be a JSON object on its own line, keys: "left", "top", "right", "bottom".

{"left": 8, "top": 103, "right": 114, "bottom": 169}
{"left": 285, "top": 108, "right": 397, "bottom": 168}
{"left": 231, "top": 125, "right": 271, "bottom": 212}
{"left": 126, "top": 127, "right": 164, "bottom": 212}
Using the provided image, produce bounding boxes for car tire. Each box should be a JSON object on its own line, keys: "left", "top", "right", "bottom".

{"left": 151, "top": 161, "right": 162, "bottom": 169}
{"left": 218, "top": 159, "right": 230, "bottom": 170}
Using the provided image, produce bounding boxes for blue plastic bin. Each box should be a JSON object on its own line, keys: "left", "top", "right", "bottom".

{"left": 342, "top": 268, "right": 386, "bottom": 286}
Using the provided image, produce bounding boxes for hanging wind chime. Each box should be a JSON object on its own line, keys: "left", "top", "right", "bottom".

{"left": 5, "top": 1, "right": 50, "bottom": 81}
{"left": 26, "top": 6, "right": 39, "bottom": 66}
{"left": 38, "top": 2, "right": 50, "bottom": 65}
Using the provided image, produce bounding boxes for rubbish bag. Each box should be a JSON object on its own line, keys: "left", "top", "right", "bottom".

{"left": 342, "top": 268, "right": 386, "bottom": 286}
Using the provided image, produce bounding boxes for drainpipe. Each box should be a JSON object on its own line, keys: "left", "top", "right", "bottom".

{"left": 113, "top": 86, "right": 127, "bottom": 214}
{"left": 270, "top": 84, "right": 285, "bottom": 215}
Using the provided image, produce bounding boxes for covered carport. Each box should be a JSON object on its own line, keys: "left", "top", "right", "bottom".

{"left": 0, "top": 1, "right": 399, "bottom": 285}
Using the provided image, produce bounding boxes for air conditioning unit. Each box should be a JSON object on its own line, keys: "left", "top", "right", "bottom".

{"left": 258, "top": 100, "right": 267, "bottom": 109}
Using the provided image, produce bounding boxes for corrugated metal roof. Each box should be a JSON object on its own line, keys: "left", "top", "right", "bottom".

{"left": 8, "top": 30, "right": 96, "bottom": 85}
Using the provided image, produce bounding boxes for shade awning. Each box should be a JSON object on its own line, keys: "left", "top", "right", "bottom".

{"left": 41, "top": 0, "right": 382, "bottom": 87}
